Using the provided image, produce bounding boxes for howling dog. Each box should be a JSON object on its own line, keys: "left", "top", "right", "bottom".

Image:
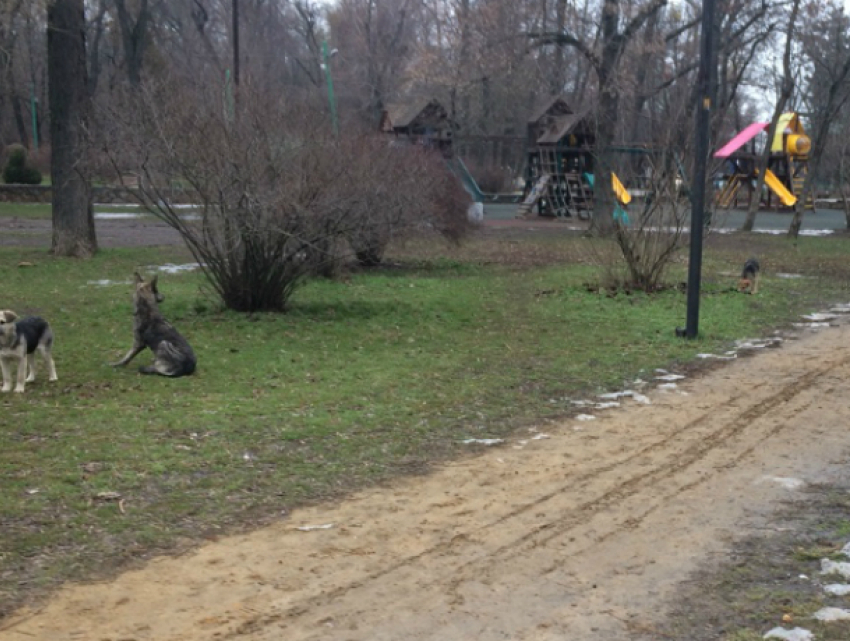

{"left": 0, "top": 310, "right": 58, "bottom": 393}
{"left": 112, "top": 273, "right": 197, "bottom": 377}
{"left": 738, "top": 258, "right": 761, "bottom": 295}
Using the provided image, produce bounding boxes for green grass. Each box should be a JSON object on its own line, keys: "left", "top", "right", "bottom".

{"left": 1, "top": 231, "right": 849, "bottom": 613}
{"left": 0, "top": 202, "right": 154, "bottom": 220}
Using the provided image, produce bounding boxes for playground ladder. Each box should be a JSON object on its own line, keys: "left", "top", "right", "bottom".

{"left": 546, "top": 176, "right": 571, "bottom": 217}
{"left": 564, "top": 173, "right": 593, "bottom": 219}
{"left": 790, "top": 158, "right": 814, "bottom": 209}
{"left": 717, "top": 174, "right": 744, "bottom": 209}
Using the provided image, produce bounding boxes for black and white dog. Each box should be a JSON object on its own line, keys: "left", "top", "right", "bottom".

{"left": 0, "top": 310, "right": 58, "bottom": 393}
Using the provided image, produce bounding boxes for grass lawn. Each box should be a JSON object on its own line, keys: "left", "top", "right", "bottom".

{"left": 0, "top": 202, "right": 149, "bottom": 219}
{"left": 1, "top": 228, "right": 849, "bottom": 615}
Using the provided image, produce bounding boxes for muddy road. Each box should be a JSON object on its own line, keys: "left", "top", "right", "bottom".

{"left": 4, "top": 321, "right": 850, "bottom": 640}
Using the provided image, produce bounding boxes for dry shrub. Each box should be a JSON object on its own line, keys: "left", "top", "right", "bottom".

{"left": 463, "top": 159, "right": 512, "bottom": 193}
{"left": 97, "top": 77, "right": 472, "bottom": 311}
{"left": 587, "top": 164, "right": 691, "bottom": 292}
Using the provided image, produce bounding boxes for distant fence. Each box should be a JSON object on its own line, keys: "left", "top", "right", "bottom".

{"left": 0, "top": 185, "right": 197, "bottom": 204}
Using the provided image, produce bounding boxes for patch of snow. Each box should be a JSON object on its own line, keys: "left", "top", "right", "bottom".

{"left": 697, "top": 353, "right": 737, "bottom": 360}
{"left": 150, "top": 263, "right": 201, "bottom": 274}
{"left": 598, "top": 390, "right": 652, "bottom": 405}
{"left": 801, "top": 313, "right": 838, "bottom": 322}
{"left": 824, "top": 584, "right": 850, "bottom": 596}
{"left": 655, "top": 373, "right": 685, "bottom": 381}
{"left": 295, "top": 523, "right": 335, "bottom": 532}
{"left": 594, "top": 401, "right": 620, "bottom": 410}
{"left": 575, "top": 414, "right": 596, "bottom": 421}
{"left": 792, "top": 322, "right": 831, "bottom": 329}
{"left": 758, "top": 476, "right": 804, "bottom": 490}
{"left": 461, "top": 438, "right": 504, "bottom": 446}
{"left": 735, "top": 338, "right": 783, "bottom": 350}
{"left": 657, "top": 383, "right": 678, "bottom": 391}
{"left": 841, "top": 541, "right": 850, "bottom": 558}
{"left": 821, "top": 558, "right": 850, "bottom": 579}
{"left": 87, "top": 279, "right": 132, "bottom": 286}
{"left": 763, "top": 627, "right": 813, "bottom": 641}
{"left": 95, "top": 212, "right": 143, "bottom": 220}
{"left": 813, "top": 606, "right": 850, "bottom": 621}
{"left": 776, "top": 273, "right": 804, "bottom": 279}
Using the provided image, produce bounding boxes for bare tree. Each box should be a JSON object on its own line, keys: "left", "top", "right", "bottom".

{"left": 528, "top": 0, "right": 669, "bottom": 233}
{"left": 48, "top": 0, "right": 97, "bottom": 257}
{"left": 788, "top": 0, "right": 850, "bottom": 237}
{"left": 740, "top": 0, "right": 801, "bottom": 232}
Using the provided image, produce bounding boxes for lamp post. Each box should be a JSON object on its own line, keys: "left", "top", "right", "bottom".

{"left": 682, "top": 0, "right": 717, "bottom": 339}
{"left": 322, "top": 41, "right": 339, "bottom": 136}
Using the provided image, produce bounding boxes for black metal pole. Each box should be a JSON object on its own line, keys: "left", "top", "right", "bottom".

{"left": 684, "top": 0, "right": 716, "bottom": 339}
{"left": 232, "top": 0, "right": 240, "bottom": 87}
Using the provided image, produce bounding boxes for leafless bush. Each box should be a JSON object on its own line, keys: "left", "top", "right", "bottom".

{"left": 346, "top": 142, "right": 472, "bottom": 266}
{"left": 96, "top": 78, "right": 472, "bottom": 311}
{"left": 588, "top": 161, "right": 691, "bottom": 293}
{"left": 463, "top": 160, "right": 512, "bottom": 193}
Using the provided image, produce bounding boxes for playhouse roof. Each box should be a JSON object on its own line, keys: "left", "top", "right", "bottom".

{"left": 381, "top": 98, "right": 449, "bottom": 131}
{"left": 528, "top": 95, "right": 575, "bottom": 124}
{"left": 535, "top": 112, "right": 590, "bottom": 144}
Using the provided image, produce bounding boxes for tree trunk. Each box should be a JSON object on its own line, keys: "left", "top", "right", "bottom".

{"left": 113, "top": 0, "right": 149, "bottom": 86}
{"left": 591, "top": 82, "right": 618, "bottom": 235}
{"left": 48, "top": 0, "right": 97, "bottom": 258}
{"left": 12, "top": 94, "right": 30, "bottom": 148}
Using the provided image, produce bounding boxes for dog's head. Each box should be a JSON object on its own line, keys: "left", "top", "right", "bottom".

{"left": 738, "top": 277, "right": 752, "bottom": 293}
{"left": 0, "top": 310, "right": 19, "bottom": 325}
{"left": 0, "top": 315, "right": 16, "bottom": 347}
{"left": 133, "top": 272, "right": 164, "bottom": 304}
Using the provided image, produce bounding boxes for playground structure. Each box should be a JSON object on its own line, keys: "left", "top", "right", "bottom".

{"left": 378, "top": 95, "right": 680, "bottom": 217}
{"left": 516, "top": 95, "right": 674, "bottom": 220}
{"left": 714, "top": 112, "right": 813, "bottom": 210}
{"left": 380, "top": 98, "right": 455, "bottom": 158}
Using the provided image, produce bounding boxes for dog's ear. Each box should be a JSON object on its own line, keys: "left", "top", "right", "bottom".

{"left": 0, "top": 310, "right": 18, "bottom": 323}
{"left": 151, "top": 274, "right": 159, "bottom": 289}
{"left": 134, "top": 272, "right": 144, "bottom": 284}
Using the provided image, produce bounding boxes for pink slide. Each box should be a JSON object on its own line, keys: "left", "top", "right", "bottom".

{"left": 714, "top": 122, "right": 768, "bottom": 158}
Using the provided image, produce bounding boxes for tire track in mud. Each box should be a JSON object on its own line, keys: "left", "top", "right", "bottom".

{"left": 222, "top": 355, "right": 850, "bottom": 640}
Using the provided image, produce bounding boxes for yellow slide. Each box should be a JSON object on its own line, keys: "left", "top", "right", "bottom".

{"left": 612, "top": 172, "right": 632, "bottom": 205}
{"left": 760, "top": 168, "right": 797, "bottom": 207}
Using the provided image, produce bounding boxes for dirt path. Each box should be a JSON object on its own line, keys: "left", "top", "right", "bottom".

{"left": 4, "top": 322, "right": 850, "bottom": 640}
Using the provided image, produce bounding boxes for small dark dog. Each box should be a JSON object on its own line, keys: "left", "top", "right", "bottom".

{"left": 112, "top": 273, "right": 197, "bottom": 377}
{"left": 738, "top": 258, "right": 761, "bottom": 295}
{"left": 0, "top": 310, "right": 58, "bottom": 393}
